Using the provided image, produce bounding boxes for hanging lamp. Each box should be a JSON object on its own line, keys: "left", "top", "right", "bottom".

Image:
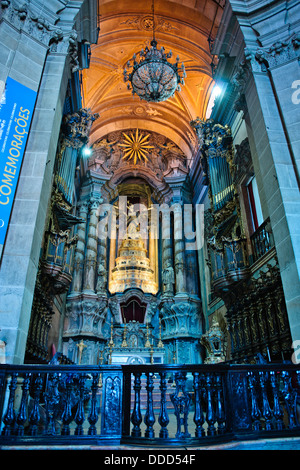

{"left": 123, "top": 0, "right": 186, "bottom": 102}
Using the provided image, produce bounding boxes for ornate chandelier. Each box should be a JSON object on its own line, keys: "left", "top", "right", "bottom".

{"left": 123, "top": 1, "right": 186, "bottom": 102}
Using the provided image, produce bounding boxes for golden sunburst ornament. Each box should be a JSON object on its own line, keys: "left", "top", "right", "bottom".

{"left": 118, "top": 129, "right": 154, "bottom": 164}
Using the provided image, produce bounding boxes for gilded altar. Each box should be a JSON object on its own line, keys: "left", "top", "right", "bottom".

{"left": 110, "top": 238, "right": 157, "bottom": 294}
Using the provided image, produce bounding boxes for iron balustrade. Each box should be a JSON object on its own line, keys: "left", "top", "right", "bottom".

{"left": 0, "top": 363, "right": 299, "bottom": 447}
{"left": 250, "top": 218, "right": 274, "bottom": 263}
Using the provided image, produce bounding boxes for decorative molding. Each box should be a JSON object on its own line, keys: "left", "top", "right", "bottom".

{"left": 120, "top": 104, "right": 163, "bottom": 117}
{"left": 0, "top": 1, "right": 94, "bottom": 71}
{"left": 120, "top": 15, "right": 179, "bottom": 34}
{"left": 61, "top": 108, "right": 99, "bottom": 149}
{"left": 0, "top": 0, "right": 61, "bottom": 46}
{"left": 255, "top": 33, "right": 300, "bottom": 70}
{"left": 233, "top": 137, "right": 252, "bottom": 185}
{"left": 89, "top": 129, "right": 187, "bottom": 183}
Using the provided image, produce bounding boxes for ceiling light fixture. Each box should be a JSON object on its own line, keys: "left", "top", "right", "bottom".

{"left": 82, "top": 146, "right": 92, "bottom": 157}
{"left": 123, "top": 0, "right": 186, "bottom": 102}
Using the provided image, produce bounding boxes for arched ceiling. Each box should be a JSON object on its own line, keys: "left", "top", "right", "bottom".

{"left": 83, "top": 0, "right": 224, "bottom": 159}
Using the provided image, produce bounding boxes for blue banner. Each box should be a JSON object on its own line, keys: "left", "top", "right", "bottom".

{"left": 0, "top": 77, "right": 37, "bottom": 259}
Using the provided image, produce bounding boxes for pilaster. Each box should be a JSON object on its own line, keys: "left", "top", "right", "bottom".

{"left": 71, "top": 200, "right": 89, "bottom": 294}
{"left": 83, "top": 195, "right": 103, "bottom": 293}
{"left": 0, "top": 0, "right": 97, "bottom": 363}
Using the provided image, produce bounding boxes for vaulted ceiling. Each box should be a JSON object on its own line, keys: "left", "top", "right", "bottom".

{"left": 83, "top": 0, "right": 224, "bottom": 159}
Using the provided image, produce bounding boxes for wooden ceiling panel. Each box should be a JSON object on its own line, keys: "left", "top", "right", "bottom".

{"left": 83, "top": 0, "right": 223, "bottom": 157}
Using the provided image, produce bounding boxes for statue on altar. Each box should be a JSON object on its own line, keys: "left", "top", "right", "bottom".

{"left": 96, "top": 262, "right": 107, "bottom": 294}
{"left": 162, "top": 261, "right": 175, "bottom": 295}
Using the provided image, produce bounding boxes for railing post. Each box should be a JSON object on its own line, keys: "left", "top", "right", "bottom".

{"left": 215, "top": 374, "right": 226, "bottom": 434}
{"left": 270, "top": 370, "right": 284, "bottom": 430}
{"left": 2, "top": 373, "right": 18, "bottom": 436}
{"left": 248, "top": 371, "right": 262, "bottom": 431}
{"left": 170, "top": 372, "right": 191, "bottom": 439}
{"left": 131, "top": 372, "right": 142, "bottom": 437}
{"left": 74, "top": 374, "right": 86, "bottom": 435}
{"left": 158, "top": 371, "right": 169, "bottom": 438}
{"left": 28, "top": 373, "right": 43, "bottom": 436}
{"left": 16, "top": 374, "right": 30, "bottom": 436}
{"left": 61, "top": 374, "right": 73, "bottom": 436}
{"left": 282, "top": 370, "right": 298, "bottom": 429}
{"left": 144, "top": 372, "right": 155, "bottom": 438}
{"left": 88, "top": 373, "right": 100, "bottom": 435}
{"left": 259, "top": 371, "right": 273, "bottom": 430}
{"left": 205, "top": 373, "right": 216, "bottom": 436}
{"left": 44, "top": 373, "right": 60, "bottom": 435}
{"left": 193, "top": 372, "right": 205, "bottom": 437}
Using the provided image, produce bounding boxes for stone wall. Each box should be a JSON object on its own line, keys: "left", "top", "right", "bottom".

{"left": 0, "top": 0, "right": 98, "bottom": 363}
{"left": 207, "top": 0, "right": 300, "bottom": 357}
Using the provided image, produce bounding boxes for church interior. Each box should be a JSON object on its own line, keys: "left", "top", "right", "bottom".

{"left": 0, "top": 0, "right": 299, "bottom": 449}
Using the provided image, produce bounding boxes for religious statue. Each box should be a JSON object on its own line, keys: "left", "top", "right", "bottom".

{"left": 162, "top": 261, "right": 175, "bottom": 295}
{"left": 96, "top": 262, "right": 107, "bottom": 293}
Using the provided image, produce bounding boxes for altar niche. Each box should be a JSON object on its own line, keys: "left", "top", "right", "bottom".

{"left": 120, "top": 296, "right": 147, "bottom": 323}
{"left": 63, "top": 142, "right": 203, "bottom": 364}
{"left": 108, "top": 183, "right": 159, "bottom": 295}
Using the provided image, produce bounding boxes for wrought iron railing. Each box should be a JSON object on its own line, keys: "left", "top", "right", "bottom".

{"left": 250, "top": 218, "right": 274, "bottom": 263}
{"left": 0, "top": 363, "right": 299, "bottom": 447}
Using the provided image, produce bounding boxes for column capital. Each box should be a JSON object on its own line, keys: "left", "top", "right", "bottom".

{"left": 77, "top": 200, "right": 90, "bottom": 213}
{"left": 89, "top": 194, "right": 103, "bottom": 211}
{"left": 61, "top": 109, "right": 100, "bottom": 149}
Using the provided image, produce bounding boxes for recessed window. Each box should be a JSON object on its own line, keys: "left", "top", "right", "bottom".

{"left": 247, "top": 176, "right": 263, "bottom": 231}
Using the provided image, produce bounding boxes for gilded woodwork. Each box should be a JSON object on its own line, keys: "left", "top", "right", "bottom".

{"left": 224, "top": 262, "right": 292, "bottom": 362}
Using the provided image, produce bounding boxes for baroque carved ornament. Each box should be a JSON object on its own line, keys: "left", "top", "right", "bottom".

{"left": 118, "top": 129, "right": 154, "bottom": 165}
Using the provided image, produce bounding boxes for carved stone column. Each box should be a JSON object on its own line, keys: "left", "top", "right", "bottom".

{"left": 161, "top": 209, "right": 174, "bottom": 296}
{"left": 184, "top": 204, "right": 199, "bottom": 296}
{"left": 70, "top": 200, "right": 89, "bottom": 294}
{"left": 83, "top": 195, "right": 102, "bottom": 293}
{"left": 148, "top": 225, "right": 159, "bottom": 292}
{"left": 173, "top": 203, "right": 187, "bottom": 295}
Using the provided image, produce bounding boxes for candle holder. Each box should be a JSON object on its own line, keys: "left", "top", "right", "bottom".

{"left": 157, "top": 317, "right": 164, "bottom": 348}
{"left": 172, "top": 340, "right": 177, "bottom": 364}
{"left": 145, "top": 322, "right": 151, "bottom": 348}
{"left": 98, "top": 349, "right": 104, "bottom": 388}
{"left": 108, "top": 318, "right": 115, "bottom": 364}
{"left": 150, "top": 341, "right": 154, "bottom": 365}
{"left": 122, "top": 320, "right": 128, "bottom": 348}
{"left": 76, "top": 339, "right": 87, "bottom": 365}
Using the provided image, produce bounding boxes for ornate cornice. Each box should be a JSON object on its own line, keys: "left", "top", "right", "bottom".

{"left": 0, "top": 1, "right": 93, "bottom": 72}
{"left": 0, "top": 0, "right": 61, "bottom": 46}
{"left": 229, "top": 32, "right": 299, "bottom": 113}
{"left": 254, "top": 33, "right": 300, "bottom": 70}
